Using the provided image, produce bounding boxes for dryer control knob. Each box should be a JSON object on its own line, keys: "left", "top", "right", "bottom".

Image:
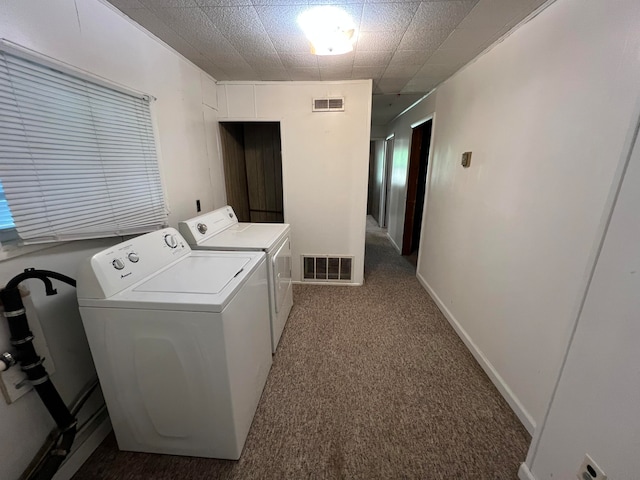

{"left": 164, "top": 234, "right": 178, "bottom": 248}
{"left": 128, "top": 252, "right": 139, "bottom": 263}
{"left": 112, "top": 258, "right": 125, "bottom": 270}
{"left": 197, "top": 223, "right": 208, "bottom": 234}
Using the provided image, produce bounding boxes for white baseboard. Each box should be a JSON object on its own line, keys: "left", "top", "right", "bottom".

{"left": 518, "top": 462, "right": 537, "bottom": 480}
{"left": 53, "top": 416, "right": 112, "bottom": 480}
{"left": 386, "top": 232, "right": 401, "bottom": 253}
{"left": 416, "top": 272, "right": 536, "bottom": 435}
{"left": 292, "top": 280, "right": 362, "bottom": 286}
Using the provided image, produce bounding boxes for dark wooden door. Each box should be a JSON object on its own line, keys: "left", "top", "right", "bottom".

{"left": 402, "top": 121, "right": 432, "bottom": 256}
{"left": 402, "top": 126, "right": 424, "bottom": 255}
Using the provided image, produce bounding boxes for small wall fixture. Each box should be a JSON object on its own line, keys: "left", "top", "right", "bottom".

{"left": 297, "top": 7, "right": 357, "bottom": 56}
{"left": 461, "top": 152, "right": 472, "bottom": 168}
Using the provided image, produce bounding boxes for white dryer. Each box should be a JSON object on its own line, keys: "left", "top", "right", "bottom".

{"left": 76, "top": 228, "right": 272, "bottom": 460}
{"left": 179, "top": 206, "right": 293, "bottom": 353}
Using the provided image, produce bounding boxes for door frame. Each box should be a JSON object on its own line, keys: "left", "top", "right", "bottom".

{"left": 380, "top": 133, "right": 394, "bottom": 228}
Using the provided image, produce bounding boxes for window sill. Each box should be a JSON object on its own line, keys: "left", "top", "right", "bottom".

{"left": 0, "top": 242, "right": 65, "bottom": 262}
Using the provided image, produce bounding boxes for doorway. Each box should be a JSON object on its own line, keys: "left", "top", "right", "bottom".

{"left": 367, "top": 141, "right": 381, "bottom": 222}
{"left": 381, "top": 135, "right": 394, "bottom": 228}
{"left": 366, "top": 135, "right": 395, "bottom": 229}
{"left": 402, "top": 119, "right": 432, "bottom": 257}
{"left": 219, "top": 122, "right": 284, "bottom": 223}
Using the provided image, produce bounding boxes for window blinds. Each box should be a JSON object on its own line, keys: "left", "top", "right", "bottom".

{"left": 0, "top": 50, "right": 167, "bottom": 244}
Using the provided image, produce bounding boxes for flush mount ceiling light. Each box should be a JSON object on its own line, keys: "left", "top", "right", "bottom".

{"left": 297, "top": 7, "right": 357, "bottom": 56}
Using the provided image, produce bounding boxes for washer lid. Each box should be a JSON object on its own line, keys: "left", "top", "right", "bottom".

{"left": 78, "top": 251, "right": 266, "bottom": 312}
{"left": 134, "top": 255, "right": 250, "bottom": 295}
{"left": 196, "top": 223, "right": 290, "bottom": 251}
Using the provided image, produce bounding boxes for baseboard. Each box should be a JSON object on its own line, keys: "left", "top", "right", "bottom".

{"left": 53, "top": 416, "right": 112, "bottom": 480}
{"left": 518, "top": 462, "right": 537, "bottom": 480}
{"left": 386, "top": 232, "right": 401, "bottom": 253}
{"left": 292, "top": 280, "right": 362, "bottom": 286}
{"left": 416, "top": 272, "right": 536, "bottom": 435}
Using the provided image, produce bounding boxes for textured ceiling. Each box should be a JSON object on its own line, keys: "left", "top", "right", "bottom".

{"left": 108, "top": 0, "right": 546, "bottom": 125}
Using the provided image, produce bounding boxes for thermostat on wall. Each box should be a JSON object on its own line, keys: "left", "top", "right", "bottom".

{"left": 461, "top": 152, "right": 472, "bottom": 168}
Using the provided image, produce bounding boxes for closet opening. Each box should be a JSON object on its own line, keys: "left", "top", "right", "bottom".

{"left": 219, "top": 121, "right": 284, "bottom": 223}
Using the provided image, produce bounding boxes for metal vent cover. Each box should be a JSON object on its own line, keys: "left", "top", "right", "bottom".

{"left": 302, "top": 255, "right": 353, "bottom": 282}
{"left": 312, "top": 97, "right": 345, "bottom": 112}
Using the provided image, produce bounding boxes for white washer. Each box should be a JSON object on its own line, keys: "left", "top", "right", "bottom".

{"left": 179, "top": 206, "right": 293, "bottom": 353}
{"left": 76, "top": 228, "right": 272, "bottom": 460}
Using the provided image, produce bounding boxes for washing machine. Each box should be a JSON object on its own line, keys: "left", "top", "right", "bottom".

{"left": 179, "top": 206, "right": 293, "bottom": 353}
{"left": 76, "top": 228, "right": 272, "bottom": 460}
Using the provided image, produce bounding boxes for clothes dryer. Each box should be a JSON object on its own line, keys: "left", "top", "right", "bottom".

{"left": 179, "top": 206, "right": 293, "bottom": 353}
{"left": 76, "top": 228, "right": 271, "bottom": 460}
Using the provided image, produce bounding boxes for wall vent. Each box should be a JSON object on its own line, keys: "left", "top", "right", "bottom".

{"left": 302, "top": 255, "right": 353, "bottom": 282}
{"left": 312, "top": 97, "right": 345, "bottom": 112}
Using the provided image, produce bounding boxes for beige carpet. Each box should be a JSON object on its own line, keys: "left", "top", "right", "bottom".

{"left": 73, "top": 219, "right": 530, "bottom": 479}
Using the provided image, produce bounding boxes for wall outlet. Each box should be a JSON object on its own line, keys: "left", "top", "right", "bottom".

{"left": 577, "top": 454, "right": 607, "bottom": 480}
{"left": 461, "top": 151, "right": 472, "bottom": 168}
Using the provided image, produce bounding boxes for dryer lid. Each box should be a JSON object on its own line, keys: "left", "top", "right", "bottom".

{"left": 196, "top": 223, "right": 289, "bottom": 251}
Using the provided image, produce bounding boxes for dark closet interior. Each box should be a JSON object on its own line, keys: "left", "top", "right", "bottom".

{"left": 219, "top": 121, "right": 284, "bottom": 223}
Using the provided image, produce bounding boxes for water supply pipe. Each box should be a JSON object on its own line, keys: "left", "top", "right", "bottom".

{"left": 0, "top": 268, "right": 78, "bottom": 480}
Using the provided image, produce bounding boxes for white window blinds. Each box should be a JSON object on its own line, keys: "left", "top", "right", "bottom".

{"left": 0, "top": 49, "right": 167, "bottom": 244}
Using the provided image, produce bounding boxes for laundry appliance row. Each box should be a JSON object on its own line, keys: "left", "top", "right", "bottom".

{"left": 76, "top": 207, "right": 293, "bottom": 460}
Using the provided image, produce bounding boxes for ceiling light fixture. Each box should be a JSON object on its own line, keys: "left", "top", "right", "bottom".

{"left": 297, "top": 7, "right": 357, "bottom": 56}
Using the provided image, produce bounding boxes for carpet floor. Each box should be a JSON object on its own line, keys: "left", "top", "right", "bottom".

{"left": 73, "top": 219, "right": 530, "bottom": 479}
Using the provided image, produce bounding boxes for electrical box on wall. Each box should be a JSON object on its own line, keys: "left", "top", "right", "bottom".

{"left": 461, "top": 152, "right": 472, "bottom": 168}
{"left": 0, "top": 286, "right": 56, "bottom": 404}
{"left": 577, "top": 454, "right": 607, "bottom": 480}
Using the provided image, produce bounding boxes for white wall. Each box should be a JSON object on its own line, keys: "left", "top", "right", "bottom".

{"left": 0, "top": 1, "right": 226, "bottom": 478}
{"left": 522, "top": 88, "right": 640, "bottom": 480}
{"left": 392, "top": 0, "right": 640, "bottom": 433}
{"left": 385, "top": 93, "right": 436, "bottom": 252}
{"left": 217, "top": 81, "right": 372, "bottom": 285}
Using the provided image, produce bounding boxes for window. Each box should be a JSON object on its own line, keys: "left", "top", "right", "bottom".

{"left": 0, "top": 179, "right": 18, "bottom": 244}
{"left": 0, "top": 47, "right": 167, "bottom": 245}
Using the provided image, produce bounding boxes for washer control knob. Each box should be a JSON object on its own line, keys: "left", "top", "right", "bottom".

{"left": 128, "top": 252, "right": 139, "bottom": 263}
{"left": 197, "top": 223, "right": 208, "bottom": 234}
{"left": 164, "top": 234, "right": 178, "bottom": 248}
{"left": 112, "top": 258, "right": 125, "bottom": 270}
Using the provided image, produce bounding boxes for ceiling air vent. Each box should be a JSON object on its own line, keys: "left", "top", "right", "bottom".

{"left": 302, "top": 255, "right": 353, "bottom": 282}
{"left": 312, "top": 97, "right": 345, "bottom": 112}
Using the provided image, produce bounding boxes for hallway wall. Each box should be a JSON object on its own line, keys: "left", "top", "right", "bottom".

{"left": 396, "top": 0, "right": 640, "bottom": 432}
{"left": 385, "top": 94, "right": 436, "bottom": 252}
{"left": 522, "top": 98, "right": 640, "bottom": 480}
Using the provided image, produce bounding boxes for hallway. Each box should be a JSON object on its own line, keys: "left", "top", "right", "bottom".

{"left": 74, "top": 219, "right": 529, "bottom": 479}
